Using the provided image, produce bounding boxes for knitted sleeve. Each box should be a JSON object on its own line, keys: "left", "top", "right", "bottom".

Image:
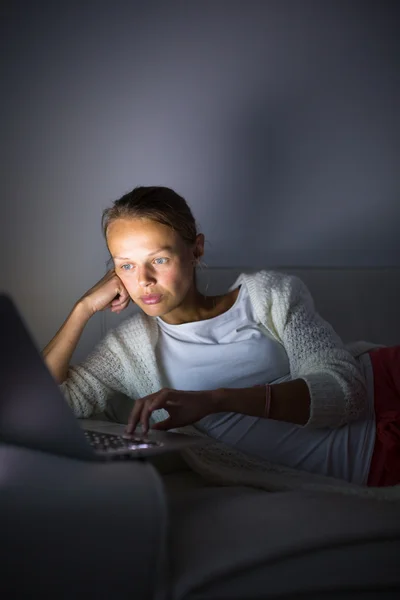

{"left": 270, "top": 274, "right": 367, "bottom": 428}
{"left": 59, "top": 328, "right": 132, "bottom": 418}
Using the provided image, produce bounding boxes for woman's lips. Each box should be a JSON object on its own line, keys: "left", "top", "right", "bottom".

{"left": 140, "top": 294, "right": 163, "bottom": 305}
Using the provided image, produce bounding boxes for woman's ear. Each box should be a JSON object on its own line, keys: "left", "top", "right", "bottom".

{"left": 193, "top": 233, "right": 205, "bottom": 260}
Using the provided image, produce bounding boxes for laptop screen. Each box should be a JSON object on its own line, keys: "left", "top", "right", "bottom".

{"left": 0, "top": 294, "right": 95, "bottom": 460}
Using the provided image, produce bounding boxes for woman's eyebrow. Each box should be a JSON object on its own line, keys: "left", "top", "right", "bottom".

{"left": 114, "top": 246, "right": 175, "bottom": 260}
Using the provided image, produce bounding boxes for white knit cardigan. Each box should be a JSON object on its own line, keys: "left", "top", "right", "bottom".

{"left": 61, "top": 271, "right": 400, "bottom": 500}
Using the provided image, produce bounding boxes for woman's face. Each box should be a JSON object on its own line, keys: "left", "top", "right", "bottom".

{"left": 106, "top": 217, "right": 203, "bottom": 321}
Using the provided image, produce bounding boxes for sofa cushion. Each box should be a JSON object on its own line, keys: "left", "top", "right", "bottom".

{"left": 167, "top": 485, "right": 400, "bottom": 599}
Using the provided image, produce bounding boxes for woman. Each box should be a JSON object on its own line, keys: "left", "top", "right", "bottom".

{"left": 43, "top": 186, "right": 400, "bottom": 487}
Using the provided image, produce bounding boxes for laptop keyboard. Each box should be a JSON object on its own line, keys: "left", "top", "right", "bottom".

{"left": 84, "top": 430, "right": 160, "bottom": 452}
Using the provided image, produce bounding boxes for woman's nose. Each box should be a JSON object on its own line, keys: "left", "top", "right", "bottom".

{"left": 138, "top": 267, "right": 156, "bottom": 286}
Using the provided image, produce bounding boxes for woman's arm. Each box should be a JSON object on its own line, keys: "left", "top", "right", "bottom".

{"left": 267, "top": 274, "right": 367, "bottom": 428}
{"left": 230, "top": 271, "right": 368, "bottom": 429}
{"left": 212, "top": 378, "right": 311, "bottom": 426}
{"left": 43, "top": 301, "right": 92, "bottom": 384}
{"left": 43, "top": 269, "right": 130, "bottom": 384}
{"left": 130, "top": 380, "right": 311, "bottom": 433}
{"left": 59, "top": 329, "right": 132, "bottom": 418}
{"left": 42, "top": 270, "right": 132, "bottom": 417}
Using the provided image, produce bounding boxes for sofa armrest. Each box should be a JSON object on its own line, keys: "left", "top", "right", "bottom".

{"left": 0, "top": 443, "right": 169, "bottom": 600}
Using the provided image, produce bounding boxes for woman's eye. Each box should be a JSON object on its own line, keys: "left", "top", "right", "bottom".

{"left": 121, "top": 264, "right": 134, "bottom": 271}
{"left": 154, "top": 258, "right": 168, "bottom": 265}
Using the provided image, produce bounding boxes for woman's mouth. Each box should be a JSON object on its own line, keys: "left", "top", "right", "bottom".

{"left": 140, "top": 294, "right": 163, "bottom": 305}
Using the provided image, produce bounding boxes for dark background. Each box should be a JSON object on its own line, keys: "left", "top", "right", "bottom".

{"left": 1, "top": 0, "right": 398, "bottom": 351}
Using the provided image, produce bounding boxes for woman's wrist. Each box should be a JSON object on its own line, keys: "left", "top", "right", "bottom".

{"left": 211, "top": 386, "right": 267, "bottom": 418}
{"left": 211, "top": 379, "right": 311, "bottom": 425}
{"left": 73, "top": 298, "right": 95, "bottom": 322}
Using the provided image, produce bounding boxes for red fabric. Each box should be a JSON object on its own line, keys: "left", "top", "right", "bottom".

{"left": 367, "top": 346, "right": 400, "bottom": 487}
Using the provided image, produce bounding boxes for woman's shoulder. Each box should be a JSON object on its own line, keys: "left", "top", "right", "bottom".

{"left": 102, "top": 310, "right": 157, "bottom": 348}
{"left": 238, "top": 269, "right": 306, "bottom": 299}
{"left": 229, "top": 270, "right": 309, "bottom": 339}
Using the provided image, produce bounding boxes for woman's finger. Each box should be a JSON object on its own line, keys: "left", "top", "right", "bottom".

{"left": 111, "top": 298, "right": 130, "bottom": 313}
{"left": 119, "top": 298, "right": 131, "bottom": 309}
{"left": 111, "top": 294, "right": 124, "bottom": 307}
{"left": 126, "top": 399, "right": 145, "bottom": 434}
{"left": 126, "top": 391, "right": 158, "bottom": 434}
{"left": 140, "top": 391, "right": 169, "bottom": 433}
{"left": 140, "top": 400, "right": 155, "bottom": 434}
{"left": 112, "top": 295, "right": 130, "bottom": 310}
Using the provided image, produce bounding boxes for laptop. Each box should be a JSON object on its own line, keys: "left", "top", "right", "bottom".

{"left": 0, "top": 293, "right": 207, "bottom": 461}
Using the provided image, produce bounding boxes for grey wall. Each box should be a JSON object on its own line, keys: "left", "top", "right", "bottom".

{"left": 1, "top": 0, "right": 398, "bottom": 360}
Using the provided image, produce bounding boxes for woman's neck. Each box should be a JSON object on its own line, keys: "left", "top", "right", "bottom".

{"left": 160, "top": 287, "right": 240, "bottom": 325}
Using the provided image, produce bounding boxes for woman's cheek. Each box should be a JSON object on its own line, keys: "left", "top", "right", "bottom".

{"left": 119, "top": 274, "right": 135, "bottom": 294}
{"left": 161, "top": 270, "right": 178, "bottom": 288}
{"left": 162, "top": 267, "right": 187, "bottom": 291}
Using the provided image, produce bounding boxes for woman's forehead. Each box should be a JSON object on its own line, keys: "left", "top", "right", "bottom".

{"left": 108, "top": 217, "right": 174, "bottom": 238}
{"left": 107, "top": 218, "right": 185, "bottom": 254}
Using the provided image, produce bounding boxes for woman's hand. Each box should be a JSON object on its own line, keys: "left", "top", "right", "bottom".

{"left": 126, "top": 388, "right": 217, "bottom": 434}
{"left": 78, "top": 269, "right": 131, "bottom": 317}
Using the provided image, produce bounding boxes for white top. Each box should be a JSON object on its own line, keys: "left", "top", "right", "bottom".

{"left": 156, "top": 284, "right": 376, "bottom": 484}
{"left": 156, "top": 284, "right": 290, "bottom": 391}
